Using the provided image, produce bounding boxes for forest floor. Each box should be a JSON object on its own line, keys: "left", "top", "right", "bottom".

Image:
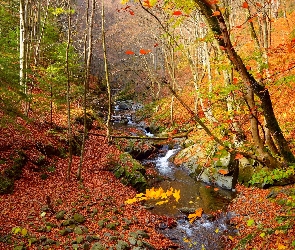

{"left": 0, "top": 114, "right": 294, "bottom": 250}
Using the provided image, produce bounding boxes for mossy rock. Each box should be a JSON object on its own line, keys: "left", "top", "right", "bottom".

{"left": 74, "top": 226, "right": 83, "bottom": 235}
{"left": 115, "top": 240, "right": 130, "bottom": 250}
{"left": 62, "top": 218, "right": 76, "bottom": 226}
{"left": 91, "top": 242, "right": 106, "bottom": 250}
{"left": 0, "top": 175, "right": 14, "bottom": 194}
{"left": 113, "top": 164, "right": 147, "bottom": 192}
{"left": 128, "top": 230, "right": 149, "bottom": 240}
{"left": 73, "top": 213, "right": 86, "bottom": 224}
{"left": 13, "top": 246, "right": 26, "bottom": 250}
{"left": 59, "top": 227, "right": 73, "bottom": 236}
{"left": 56, "top": 210, "right": 66, "bottom": 220}
{"left": 98, "top": 220, "right": 105, "bottom": 228}
{"left": 142, "top": 241, "right": 155, "bottom": 250}
{"left": 76, "top": 235, "right": 84, "bottom": 244}
{"left": 105, "top": 222, "right": 119, "bottom": 230}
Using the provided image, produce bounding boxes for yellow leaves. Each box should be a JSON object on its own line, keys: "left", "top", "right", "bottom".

{"left": 125, "top": 187, "right": 180, "bottom": 205}
{"left": 125, "top": 197, "right": 138, "bottom": 204}
{"left": 188, "top": 208, "right": 203, "bottom": 223}
{"left": 277, "top": 244, "right": 287, "bottom": 249}
{"left": 173, "top": 189, "right": 181, "bottom": 202}
{"left": 120, "top": 0, "right": 129, "bottom": 4}
{"left": 156, "top": 200, "right": 169, "bottom": 205}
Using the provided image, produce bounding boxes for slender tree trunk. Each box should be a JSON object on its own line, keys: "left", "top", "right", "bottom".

{"left": 34, "top": 0, "right": 51, "bottom": 66}
{"left": 19, "top": 0, "right": 27, "bottom": 94}
{"left": 66, "top": 0, "right": 73, "bottom": 180}
{"left": 101, "top": 0, "right": 112, "bottom": 142}
{"left": 78, "top": 0, "right": 95, "bottom": 180}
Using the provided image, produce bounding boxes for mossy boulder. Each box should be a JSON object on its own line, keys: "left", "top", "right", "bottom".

{"left": 73, "top": 213, "right": 86, "bottom": 224}
{"left": 113, "top": 154, "right": 147, "bottom": 192}
{"left": 55, "top": 210, "right": 66, "bottom": 220}
{"left": 0, "top": 176, "right": 14, "bottom": 194}
{"left": 0, "top": 151, "right": 27, "bottom": 194}
{"left": 115, "top": 240, "right": 130, "bottom": 250}
{"left": 91, "top": 242, "right": 106, "bottom": 250}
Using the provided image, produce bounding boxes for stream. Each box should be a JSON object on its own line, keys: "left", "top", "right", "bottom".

{"left": 112, "top": 101, "right": 238, "bottom": 249}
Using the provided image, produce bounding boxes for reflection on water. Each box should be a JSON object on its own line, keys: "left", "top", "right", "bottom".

{"left": 144, "top": 146, "right": 237, "bottom": 249}
{"left": 147, "top": 147, "right": 235, "bottom": 216}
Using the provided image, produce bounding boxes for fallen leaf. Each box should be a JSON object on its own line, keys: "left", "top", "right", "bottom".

{"left": 188, "top": 208, "right": 203, "bottom": 223}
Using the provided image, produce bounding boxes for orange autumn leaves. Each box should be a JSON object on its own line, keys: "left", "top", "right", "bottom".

{"left": 125, "top": 187, "right": 180, "bottom": 205}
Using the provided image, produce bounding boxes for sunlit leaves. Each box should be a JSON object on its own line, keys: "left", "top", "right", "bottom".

{"left": 125, "top": 187, "right": 181, "bottom": 205}
{"left": 277, "top": 243, "right": 287, "bottom": 249}
{"left": 172, "top": 189, "right": 180, "bottom": 202}
{"left": 11, "top": 227, "right": 28, "bottom": 236}
{"left": 188, "top": 208, "right": 203, "bottom": 223}
{"left": 247, "top": 218, "right": 255, "bottom": 226}
{"left": 259, "top": 232, "right": 265, "bottom": 238}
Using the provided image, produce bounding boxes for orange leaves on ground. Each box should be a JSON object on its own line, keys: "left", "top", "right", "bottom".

{"left": 188, "top": 208, "right": 203, "bottom": 223}
{"left": 242, "top": 2, "right": 249, "bottom": 8}
{"left": 172, "top": 10, "right": 182, "bottom": 16}
{"left": 125, "top": 50, "right": 135, "bottom": 55}
{"left": 212, "top": 11, "right": 221, "bottom": 17}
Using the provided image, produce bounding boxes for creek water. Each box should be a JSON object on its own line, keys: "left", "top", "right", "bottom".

{"left": 112, "top": 101, "right": 237, "bottom": 249}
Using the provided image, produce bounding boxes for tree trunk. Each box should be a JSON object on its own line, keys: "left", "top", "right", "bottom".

{"left": 19, "top": 0, "right": 27, "bottom": 94}
{"left": 78, "top": 0, "right": 95, "bottom": 180}
{"left": 66, "top": 0, "right": 73, "bottom": 180}
{"left": 101, "top": 0, "right": 112, "bottom": 143}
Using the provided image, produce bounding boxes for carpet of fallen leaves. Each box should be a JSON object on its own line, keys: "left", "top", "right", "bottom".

{"left": 224, "top": 184, "right": 295, "bottom": 250}
{"left": 1, "top": 114, "right": 295, "bottom": 250}
{"left": 0, "top": 114, "right": 177, "bottom": 250}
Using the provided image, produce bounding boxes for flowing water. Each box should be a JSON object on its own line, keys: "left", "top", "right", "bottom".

{"left": 142, "top": 146, "right": 237, "bottom": 249}
{"left": 112, "top": 101, "right": 237, "bottom": 249}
